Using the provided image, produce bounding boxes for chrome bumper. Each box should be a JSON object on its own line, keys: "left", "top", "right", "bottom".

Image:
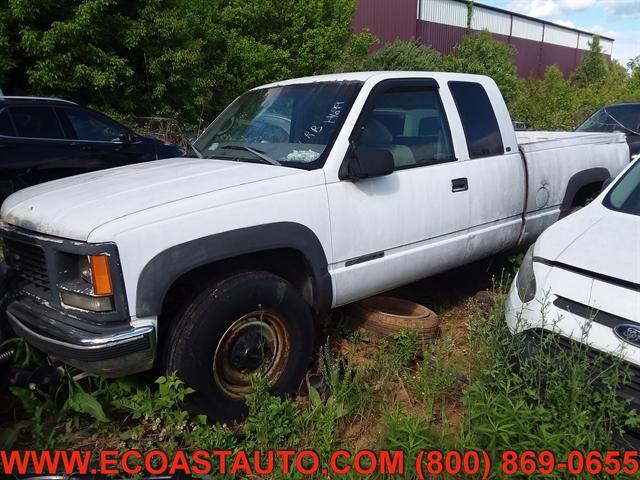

{"left": 5, "top": 297, "right": 156, "bottom": 378}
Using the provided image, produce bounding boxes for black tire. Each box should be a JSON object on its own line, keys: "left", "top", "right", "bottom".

{"left": 163, "top": 271, "right": 314, "bottom": 421}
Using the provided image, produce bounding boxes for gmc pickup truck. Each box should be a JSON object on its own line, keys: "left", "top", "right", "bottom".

{"left": 0, "top": 72, "right": 630, "bottom": 420}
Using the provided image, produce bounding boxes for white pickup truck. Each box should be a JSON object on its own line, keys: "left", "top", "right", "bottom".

{"left": 0, "top": 72, "right": 630, "bottom": 420}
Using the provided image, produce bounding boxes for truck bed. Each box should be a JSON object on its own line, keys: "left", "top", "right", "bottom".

{"left": 516, "top": 131, "right": 629, "bottom": 245}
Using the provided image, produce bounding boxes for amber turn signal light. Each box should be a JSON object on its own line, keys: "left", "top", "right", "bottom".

{"left": 89, "top": 255, "right": 113, "bottom": 296}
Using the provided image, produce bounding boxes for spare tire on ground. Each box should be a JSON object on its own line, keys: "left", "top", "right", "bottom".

{"left": 348, "top": 295, "right": 440, "bottom": 346}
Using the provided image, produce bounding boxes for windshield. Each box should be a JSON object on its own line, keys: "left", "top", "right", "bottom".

{"left": 577, "top": 104, "right": 640, "bottom": 136}
{"left": 193, "top": 81, "right": 362, "bottom": 169}
{"left": 603, "top": 159, "right": 640, "bottom": 215}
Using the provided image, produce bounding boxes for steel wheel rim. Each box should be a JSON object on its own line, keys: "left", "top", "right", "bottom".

{"left": 213, "top": 310, "right": 290, "bottom": 399}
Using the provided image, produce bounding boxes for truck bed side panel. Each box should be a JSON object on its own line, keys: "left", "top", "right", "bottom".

{"left": 518, "top": 131, "right": 629, "bottom": 245}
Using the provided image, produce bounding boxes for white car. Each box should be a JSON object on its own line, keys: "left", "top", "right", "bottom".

{"left": 506, "top": 158, "right": 640, "bottom": 392}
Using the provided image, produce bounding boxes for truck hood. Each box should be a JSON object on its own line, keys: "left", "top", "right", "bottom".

{"left": 536, "top": 203, "right": 640, "bottom": 286}
{"left": 1, "top": 157, "right": 304, "bottom": 241}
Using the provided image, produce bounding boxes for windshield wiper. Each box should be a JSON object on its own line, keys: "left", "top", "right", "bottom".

{"left": 220, "top": 145, "right": 281, "bottom": 166}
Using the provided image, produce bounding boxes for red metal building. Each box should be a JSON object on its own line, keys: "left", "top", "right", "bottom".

{"left": 352, "top": 0, "right": 614, "bottom": 78}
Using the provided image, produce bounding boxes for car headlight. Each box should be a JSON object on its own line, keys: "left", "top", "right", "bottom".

{"left": 60, "top": 254, "right": 115, "bottom": 312}
{"left": 516, "top": 244, "right": 537, "bottom": 303}
{"left": 79, "top": 256, "right": 92, "bottom": 284}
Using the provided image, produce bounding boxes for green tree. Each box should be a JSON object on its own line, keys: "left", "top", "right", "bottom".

{"left": 443, "top": 30, "right": 520, "bottom": 102}
{"left": 0, "top": 0, "right": 368, "bottom": 127}
{"left": 628, "top": 55, "right": 640, "bottom": 90}
{"left": 364, "top": 39, "right": 442, "bottom": 71}
{"left": 510, "top": 65, "right": 576, "bottom": 130}
{"left": 0, "top": 0, "right": 212, "bottom": 124}
{"left": 194, "top": 0, "right": 373, "bottom": 115}
{"left": 573, "top": 35, "right": 608, "bottom": 86}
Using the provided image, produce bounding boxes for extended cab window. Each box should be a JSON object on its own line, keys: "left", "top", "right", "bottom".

{"left": 356, "top": 86, "right": 454, "bottom": 169}
{"left": 10, "top": 106, "right": 64, "bottom": 139}
{"left": 59, "top": 107, "right": 128, "bottom": 142}
{"left": 449, "top": 81, "right": 504, "bottom": 158}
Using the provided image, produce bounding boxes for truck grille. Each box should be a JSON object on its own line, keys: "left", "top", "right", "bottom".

{"left": 3, "top": 237, "right": 51, "bottom": 295}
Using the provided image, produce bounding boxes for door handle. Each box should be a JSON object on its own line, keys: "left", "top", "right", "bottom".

{"left": 451, "top": 177, "right": 468, "bottom": 192}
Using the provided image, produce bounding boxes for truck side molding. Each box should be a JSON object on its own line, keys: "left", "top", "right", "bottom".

{"left": 135, "top": 222, "right": 332, "bottom": 317}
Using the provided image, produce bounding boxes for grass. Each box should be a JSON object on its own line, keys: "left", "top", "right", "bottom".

{"left": 2, "top": 268, "right": 639, "bottom": 478}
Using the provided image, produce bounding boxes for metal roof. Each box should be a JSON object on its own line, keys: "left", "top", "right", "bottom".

{"left": 445, "top": 0, "right": 614, "bottom": 41}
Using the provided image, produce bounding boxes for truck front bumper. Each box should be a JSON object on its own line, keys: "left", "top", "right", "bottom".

{"left": 5, "top": 296, "right": 156, "bottom": 378}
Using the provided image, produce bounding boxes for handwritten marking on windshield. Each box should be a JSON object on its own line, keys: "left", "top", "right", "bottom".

{"left": 304, "top": 101, "right": 345, "bottom": 140}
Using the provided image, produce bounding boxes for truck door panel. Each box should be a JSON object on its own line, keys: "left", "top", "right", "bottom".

{"left": 327, "top": 82, "right": 470, "bottom": 306}
{"left": 448, "top": 81, "right": 526, "bottom": 259}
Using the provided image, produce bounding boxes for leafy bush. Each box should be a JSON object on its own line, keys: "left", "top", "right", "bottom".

{"left": 443, "top": 30, "right": 521, "bottom": 103}
{"left": 365, "top": 40, "right": 442, "bottom": 72}
{"left": 460, "top": 290, "right": 639, "bottom": 473}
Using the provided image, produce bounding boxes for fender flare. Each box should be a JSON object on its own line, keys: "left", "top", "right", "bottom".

{"left": 136, "top": 222, "right": 332, "bottom": 317}
{"left": 559, "top": 167, "right": 610, "bottom": 217}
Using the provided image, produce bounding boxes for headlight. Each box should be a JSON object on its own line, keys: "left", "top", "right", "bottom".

{"left": 79, "top": 256, "right": 92, "bottom": 284}
{"left": 61, "top": 290, "right": 114, "bottom": 312}
{"left": 60, "top": 254, "right": 115, "bottom": 312}
{"left": 516, "top": 244, "right": 537, "bottom": 303}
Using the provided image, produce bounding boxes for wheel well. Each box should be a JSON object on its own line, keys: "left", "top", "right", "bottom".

{"left": 157, "top": 248, "right": 315, "bottom": 336}
{"left": 571, "top": 181, "right": 603, "bottom": 207}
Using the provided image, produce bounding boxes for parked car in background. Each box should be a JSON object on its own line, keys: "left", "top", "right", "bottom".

{"left": 0, "top": 72, "right": 630, "bottom": 421}
{"left": 0, "top": 97, "right": 185, "bottom": 202}
{"left": 577, "top": 103, "right": 640, "bottom": 161}
{"left": 506, "top": 157, "right": 640, "bottom": 408}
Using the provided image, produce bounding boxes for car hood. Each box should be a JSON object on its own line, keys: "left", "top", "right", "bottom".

{"left": 1, "top": 157, "right": 306, "bottom": 241}
{"left": 536, "top": 203, "right": 640, "bottom": 285}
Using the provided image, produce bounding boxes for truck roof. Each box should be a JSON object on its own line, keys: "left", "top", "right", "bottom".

{"left": 256, "top": 71, "right": 494, "bottom": 89}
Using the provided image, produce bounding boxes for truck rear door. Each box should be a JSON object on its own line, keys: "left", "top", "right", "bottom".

{"left": 447, "top": 80, "right": 526, "bottom": 260}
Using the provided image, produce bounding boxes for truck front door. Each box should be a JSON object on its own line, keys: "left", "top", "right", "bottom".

{"left": 327, "top": 79, "right": 470, "bottom": 306}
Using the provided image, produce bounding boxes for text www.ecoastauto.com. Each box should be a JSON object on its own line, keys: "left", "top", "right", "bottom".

{"left": 4, "top": 449, "right": 638, "bottom": 477}
{"left": 1, "top": 449, "right": 404, "bottom": 476}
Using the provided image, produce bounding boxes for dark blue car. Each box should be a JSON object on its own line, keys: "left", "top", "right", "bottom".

{"left": 577, "top": 102, "right": 640, "bottom": 160}
{"left": 0, "top": 96, "right": 185, "bottom": 202}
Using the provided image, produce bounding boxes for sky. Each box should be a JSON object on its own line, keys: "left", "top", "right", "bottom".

{"left": 479, "top": 0, "right": 640, "bottom": 67}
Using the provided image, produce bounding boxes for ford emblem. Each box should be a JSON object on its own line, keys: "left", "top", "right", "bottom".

{"left": 613, "top": 324, "right": 640, "bottom": 347}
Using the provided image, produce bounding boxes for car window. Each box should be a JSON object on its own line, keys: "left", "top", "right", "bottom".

{"left": 356, "top": 86, "right": 455, "bottom": 170}
{"left": 577, "top": 104, "right": 640, "bottom": 135}
{"left": 604, "top": 159, "right": 640, "bottom": 216}
{"left": 449, "top": 81, "right": 504, "bottom": 158}
{"left": 0, "top": 108, "right": 14, "bottom": 136}
{"left": 59, "top": 107, "right": 128, "bottom": 142}
{"left": 10, "top": 106, "right": 64, "bottom": 139}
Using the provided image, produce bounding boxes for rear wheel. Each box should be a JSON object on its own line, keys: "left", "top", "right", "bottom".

{"left": 164, "top": 271, "right": 314, "bottom": 421}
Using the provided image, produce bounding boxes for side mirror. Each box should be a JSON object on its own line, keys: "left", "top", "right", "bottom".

{"left": 345, "top": 145, "right": 395, "bottom": 180}
{"left": 117, "top": 132, "right": 135, "bottom": 143}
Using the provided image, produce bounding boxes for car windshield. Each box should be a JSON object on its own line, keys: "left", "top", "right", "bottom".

{"left": 576, "top": 104, "right": 640, "bottom": 136}
{"left": 604, "top": 159, "right": 640, "bottom": 215}
{"left": 193, "top": 81, "right": 362, "bottom": 169}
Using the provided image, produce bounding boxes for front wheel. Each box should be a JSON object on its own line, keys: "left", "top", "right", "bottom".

{"left": 163, "top": 271, "right": 314, "bottom": 421}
